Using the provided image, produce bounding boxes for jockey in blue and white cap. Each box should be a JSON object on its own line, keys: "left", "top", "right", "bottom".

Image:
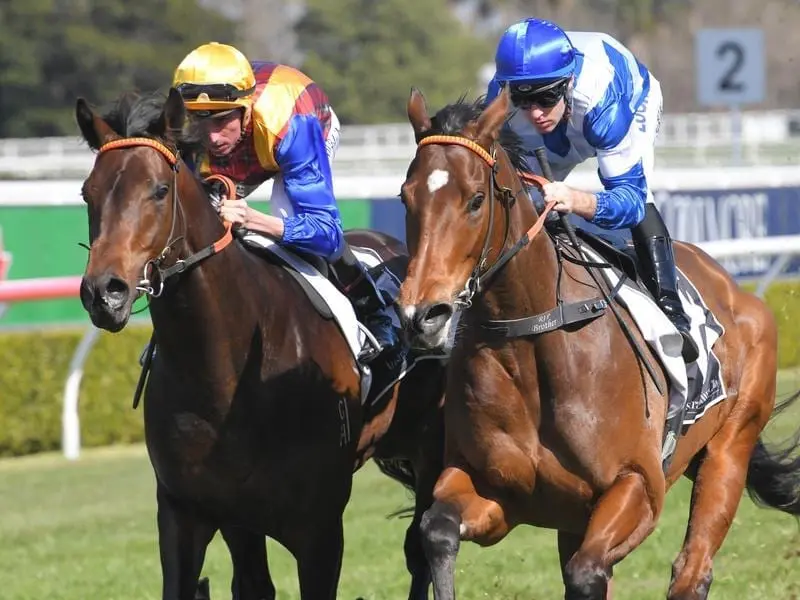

{"left": 487, "top": 18, "right": 698, "bottom": 363}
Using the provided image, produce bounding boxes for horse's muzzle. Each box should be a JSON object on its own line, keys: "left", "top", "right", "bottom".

{"left": 401, "top": 301, "right": 454, "bottom": 350}
{"left": 80, "top": 272, "right": 132, "bottom": 332}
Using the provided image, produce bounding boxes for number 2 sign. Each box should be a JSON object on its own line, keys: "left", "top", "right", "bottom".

{"left": 696, "top": 29, "right": 765, "bottom": 107}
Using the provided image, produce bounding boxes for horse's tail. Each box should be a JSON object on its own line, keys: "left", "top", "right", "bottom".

{"left": 374, "top": 457, "right": 417, "bottom": 494}
{"left": 374, "top": 457, "right": 417, "bottom": 518}
{"left": 746, "top": 390, "right": 800, "bottom": 515}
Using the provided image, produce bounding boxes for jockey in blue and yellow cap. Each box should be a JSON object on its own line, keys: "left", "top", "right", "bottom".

{"left": 172, "top": 42, "right": 399, "bottom": 361}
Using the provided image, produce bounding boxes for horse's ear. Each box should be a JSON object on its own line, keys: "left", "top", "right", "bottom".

{"left": 474, "top": 87, "right": 510, "bottom": 148}
{"left": 407, "top": 87, "right": 432, "bottom": 141}
{"left": 161, "top": 88, "right": 186, "bottom": 143}
{"left": 75, "top": 98, "right": 119, "bottom": 150}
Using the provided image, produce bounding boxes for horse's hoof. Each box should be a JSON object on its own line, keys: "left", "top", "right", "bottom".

{"left": 195, "top": 576, "right": 211, "bottom": 600}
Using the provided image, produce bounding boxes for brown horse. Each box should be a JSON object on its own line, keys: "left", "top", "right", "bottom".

{"left": 396, "top": 87, "right": 800, "bottom": 600}
{"left": 75, "top": 88, "right": 445, "bottom": 600}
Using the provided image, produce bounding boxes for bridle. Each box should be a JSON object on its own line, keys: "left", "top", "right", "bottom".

{"left": 95, "top": 138, "right": 234, "bottom": 297}
{"left": 415, "top": 135, "right": 665, "bottom": 395}
{"left": 416, "top": 135, "right": 555, "bottom": 308}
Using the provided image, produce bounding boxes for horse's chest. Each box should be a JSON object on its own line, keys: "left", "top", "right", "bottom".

{"left": 148, "top": 412, "right": 254, "bottom": 489}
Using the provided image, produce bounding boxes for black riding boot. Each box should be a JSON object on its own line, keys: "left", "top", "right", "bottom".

{"left": 633, "top": 205, "right": 699, "bottom": 364}
{"left": 333, "top": 244, "right": 400, "bottom": 362}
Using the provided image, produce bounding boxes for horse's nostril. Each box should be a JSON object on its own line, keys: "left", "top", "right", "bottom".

{"left": 424, "top": 303, "right": 452, "bottom": 324}
{"left": 414, "top": 302, "right": 453, "bottom": 335}
{"left": 101, "top": 276, "right": 130, "bottom": 309}
{"left": 106, "top": 277, "right": 128, "bottom": 296}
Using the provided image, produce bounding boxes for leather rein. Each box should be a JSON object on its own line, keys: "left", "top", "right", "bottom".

{"left": 415, "top": 134, "right": 664, "bottom": 396}
{"left": 96, "top": 138, "right": 235, "bottom": 297}
{"left": 416, "top": 135, "right": 556, "bottom": 308}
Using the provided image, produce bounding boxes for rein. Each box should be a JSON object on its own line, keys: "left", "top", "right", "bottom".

{"left": 415, "top": 134, "right": 665, "bottom": 396}
{"left": 96, "top": 138, "right": 236, "bottom": 410}
{"left": 417, "top": 136, "right": 557, "bottom": 308}
{"left": 418, "top": 135, "right": 556, "bottom": 308}
{"left": 96, "top": 138, "right": 234, "bottom": 297}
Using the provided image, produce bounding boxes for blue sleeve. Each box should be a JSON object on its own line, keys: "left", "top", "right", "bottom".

{"left": 275, "top": 114, "right": 345, "bottom": 260}
{"left": 593, "top": 162, "right": 647, "bottom": 230}
{"left": 584, "top": 101, "right": 647, "bottom": 230}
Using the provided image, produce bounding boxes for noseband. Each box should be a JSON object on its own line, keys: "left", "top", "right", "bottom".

{"left": 96, "top": 138, "right": 233, "bottom": 297}
{"left": 416, "top": 135, "right": 555, "bottom": 308}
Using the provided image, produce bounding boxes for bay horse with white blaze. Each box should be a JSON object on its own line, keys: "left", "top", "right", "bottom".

{"left": 397, "top": 87, "right": 800, "bottom": 600}
{"left": 75, "top": 88, "right": 445, "bottom": 600}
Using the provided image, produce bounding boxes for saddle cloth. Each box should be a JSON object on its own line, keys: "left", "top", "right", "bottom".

{"left": 238, "top": 232, "right": 432, "bottom": 406}
{"left": 579, "top": 244, "right": 727, "bottom": 426}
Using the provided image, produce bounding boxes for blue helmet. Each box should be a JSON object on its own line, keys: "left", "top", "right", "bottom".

{"left": 494, "top": 19, "right": 577, "bottom": 84}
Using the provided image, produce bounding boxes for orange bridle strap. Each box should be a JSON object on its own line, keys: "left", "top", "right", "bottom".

{"left": 203, "top": 173, "right": 238, "bottom": 202}
{"left": 95, "top": 137, "right": 234, "bottom": 279}
{"left": 416, "top": 134, "right": 557, "bottom": 242}
{"left": 98, "top": 137, "right": 179, "bottom": 165}
{"left": 417, "top": 135, "right": 552, "bottom": 191}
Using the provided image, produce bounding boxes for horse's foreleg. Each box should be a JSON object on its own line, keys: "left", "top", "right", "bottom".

{"left": 220, "top": 527, "right": 276, "bottom": 600}
{"left": 558, "top": 532, "right": 614, "bottom": 600}
{"left": 292, "top": 515, "right": 345, "bottom": 600}
{"left": 421, "top": 467, "right": 512, "bottom": 600}
{"left": 563, "top": 471, "right": 662, "bottom": 600}
{"left": 403, "top": 425, "right": 446, "bottom": 600}
{"left": 157, "top": 483, "right": 218, "bottom": 600}
{"left": 403, "top": 460, "right": 439, "bottom": 600}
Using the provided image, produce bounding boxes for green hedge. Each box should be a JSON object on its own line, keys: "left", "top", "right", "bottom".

{"left": 1, "top": 280, "right": 799, "bottom": 457}
{"left": 0, "top": 324, "right": 150, "bottom": 457}
{"left": 757, "top": 282, "right": 800, "bottom": 369}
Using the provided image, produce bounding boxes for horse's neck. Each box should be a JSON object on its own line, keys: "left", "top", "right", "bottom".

{"left": 148, "top": 170, "right": 281, "bottom": 373}
{"left": 475, "top": 162, "right": 559, "bottom": 321}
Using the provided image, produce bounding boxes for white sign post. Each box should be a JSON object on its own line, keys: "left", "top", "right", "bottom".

{"left": 696, "top": 28, "right": 765, "bottom": 165}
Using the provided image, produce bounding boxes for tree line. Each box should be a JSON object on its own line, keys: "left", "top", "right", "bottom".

{"left": 0, "top": 0, "right": 491, "bottom": 137}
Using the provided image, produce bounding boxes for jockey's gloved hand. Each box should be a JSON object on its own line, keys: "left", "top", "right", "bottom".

{"left": 202, "top": 180, "right": 228, "bottom": 212}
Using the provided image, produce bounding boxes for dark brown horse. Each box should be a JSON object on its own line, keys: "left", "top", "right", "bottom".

{"left": 75, "top": 88, "right": 445, "bottom": 600}
{"left": 396, "top": 87, "right": 800, "bottom": 600}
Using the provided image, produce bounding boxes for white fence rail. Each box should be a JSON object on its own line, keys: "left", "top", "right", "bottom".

{"left": 4, "top": 164, "right": 800, "bottom": 208}
{"left": 2, "top": 109, "right": 800, "bottom": 178}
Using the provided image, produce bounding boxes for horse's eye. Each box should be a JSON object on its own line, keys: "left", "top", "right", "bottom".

{"left": 468, "top": 192, "right": 485, "bottom": 213}
{"left": 155, "top": 184, "right": 170, "bottom": 200}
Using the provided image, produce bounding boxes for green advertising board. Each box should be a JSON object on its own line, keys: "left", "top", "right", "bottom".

{"left": 0, "top": 200, "right": 371, "bottom": 328}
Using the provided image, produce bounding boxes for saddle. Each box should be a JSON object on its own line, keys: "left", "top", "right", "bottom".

{"left": 546, "top": 219, "right": 645, "bottom": 292}
{"left": 236, "top": 231, "right": 400, "bottom": 325}
{"left": 235, "top": 229, "right": 431, "bottom": 411}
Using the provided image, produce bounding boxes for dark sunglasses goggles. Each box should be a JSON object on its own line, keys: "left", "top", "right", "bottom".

{"left": 176, "top": 82, "right": 255, "bottom": 101}
{"left": 509, "top": 78, "right": 570, "bottom": 109}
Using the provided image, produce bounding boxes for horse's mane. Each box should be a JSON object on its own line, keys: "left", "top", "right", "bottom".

{"left": 419, "top": 94, "right": 534, "bottom": 177}
{"left": 98, "top": 90, "right": 205, "bottom": 156}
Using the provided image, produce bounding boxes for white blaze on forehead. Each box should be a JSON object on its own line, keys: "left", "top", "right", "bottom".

{"left": 427, "top": 169, "right": 449, "bottom": 193}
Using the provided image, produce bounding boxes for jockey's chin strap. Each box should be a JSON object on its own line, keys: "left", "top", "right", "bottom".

{"left": 417, "top": 135, "right": 555, "bottom": 308}
{"left": 96, "top": 138, "right": 234, "bottom": 298}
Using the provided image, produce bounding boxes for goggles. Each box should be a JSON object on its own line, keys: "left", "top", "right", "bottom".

{"left": 176, "top": 82, "right": 255, "bottom": 102}
{"left": 509, "top": 78, "right": 570, "bottom": 109}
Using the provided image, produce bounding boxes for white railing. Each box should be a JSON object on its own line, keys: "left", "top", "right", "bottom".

{"left": 2, "top": 109, "right": 800, "bottom": 178}
{"left": 2, "top": 164, "right": 800, "bottom": 207}
{"left": 0, "top": 276, "right": 90, "bottom": 460}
